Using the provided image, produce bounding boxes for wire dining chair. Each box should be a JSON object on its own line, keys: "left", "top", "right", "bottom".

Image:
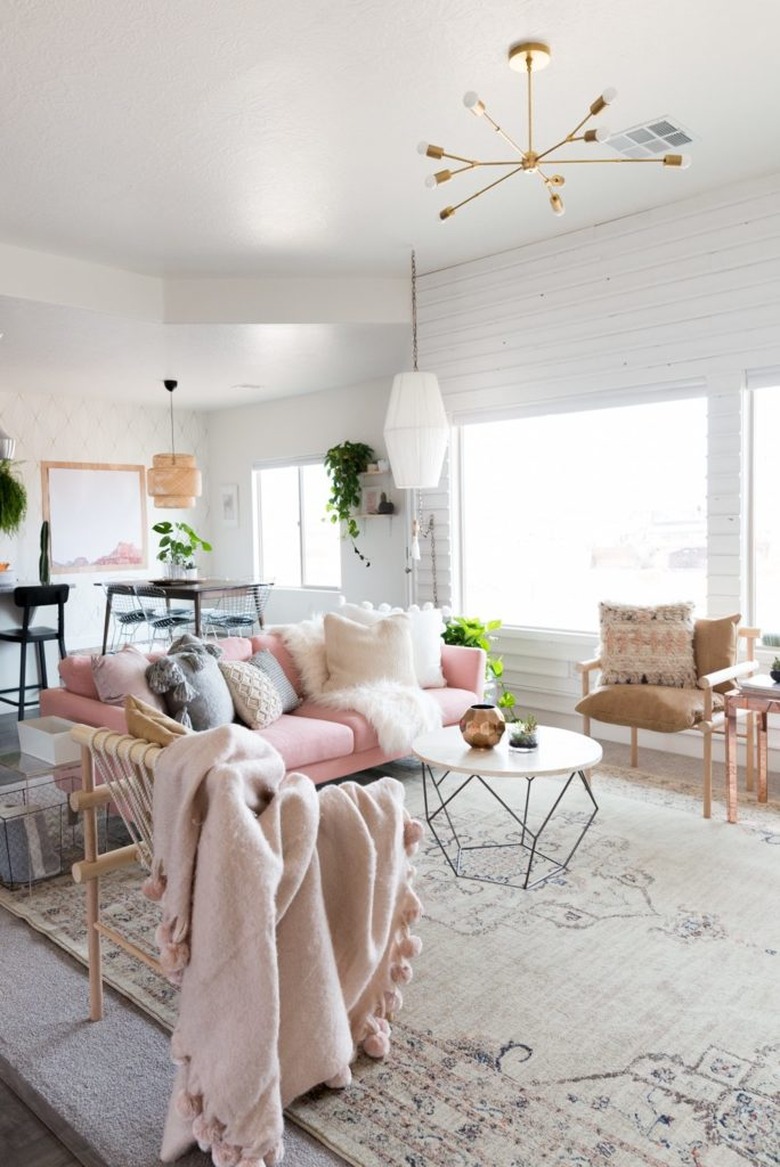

{"left": 104, "top": 584, "right": 150, "bottom": 651}
{"left": 134, "top": 585, "right": 193, "bottom": 647}
{"left": 201, "top": 583, "right": 273, "bottom": 640}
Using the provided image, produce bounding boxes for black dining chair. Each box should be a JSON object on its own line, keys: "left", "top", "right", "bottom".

{"left": 0, "top": 584, "right": 70, "bottom": 719}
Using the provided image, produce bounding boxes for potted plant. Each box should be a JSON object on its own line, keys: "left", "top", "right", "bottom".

{"left": 0, "top": 459, "right": 27, "bottom": 537}
{"left": 441, "top": 615, "right": 517, "bottom": 718}
{"left": 152, "top": 521, "right": 212, "bottom": 579}
{"left": 508, "top": 713, "right": 538, "bottom": 751}
{"left": 771, "top": 657, "right": 780, "bottom": 683}
{"left": 324, "top": 441, "right": 375, "bottom": 567}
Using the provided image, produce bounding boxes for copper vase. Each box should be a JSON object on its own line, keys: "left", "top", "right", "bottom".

{"left": 459, "top": 703, "right": 506, "bottom": 749}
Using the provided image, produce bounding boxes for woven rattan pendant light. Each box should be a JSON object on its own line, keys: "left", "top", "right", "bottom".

{"left": 146, "top": 380, "right": 202, "bottom": 508}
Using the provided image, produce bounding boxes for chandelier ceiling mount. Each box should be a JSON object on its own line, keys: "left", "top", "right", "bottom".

{"left": 420, "top": 39, "right": 691, "bottom": 220}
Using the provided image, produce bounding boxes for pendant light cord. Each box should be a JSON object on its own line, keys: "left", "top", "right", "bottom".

{"left": 169, "top": 392, "right": 176, "bottom": 458}
{"left": 411, "top": 249, "right": 418, "bottom": 373}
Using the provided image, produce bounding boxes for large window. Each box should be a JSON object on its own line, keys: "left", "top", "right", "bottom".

{"left": 751, "top": 384, "right": 780, "bottom": 634}
{"left": 255, "top": 462, "right": 340, "bottom": 588}
{"left": 459, "top": 396, "right": 708, "bottom": 632}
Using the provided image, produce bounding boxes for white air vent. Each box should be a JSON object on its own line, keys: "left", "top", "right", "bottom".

{"left": 606, "top": 117, "right": 694, "bottom": 159}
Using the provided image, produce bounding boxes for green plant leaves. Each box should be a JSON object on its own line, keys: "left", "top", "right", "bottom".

{"left": 0, "top": 461, "right": 28, "bottom": 536}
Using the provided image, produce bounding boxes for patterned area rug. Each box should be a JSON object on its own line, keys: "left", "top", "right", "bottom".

{"left": 1, "top": 761, "right": 778, "bottom": 1167}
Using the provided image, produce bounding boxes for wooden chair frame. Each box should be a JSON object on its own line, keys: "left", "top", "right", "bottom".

{"left": 69, "top": 725, "right": 162, "bottom": 1021}
{"left": 577, "top": 627, "right": 760, "bottom": 818}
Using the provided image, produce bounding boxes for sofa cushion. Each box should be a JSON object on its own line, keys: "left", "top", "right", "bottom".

{"left": 91, "top": 645, "right": 166, "bottom": 710}
{"left": 247, "top": 649, "right": 300, "bottom": 712}
{"left": 339, "top": 602, "right": 446, "bottom": 688}
{"left": 575, "top": 684, "right": 724, "bottom": 733}
{"left": 219, "top": 660, "right": 283, "bottom": 730}
{"left": 259, "top": 712, "right": 354, "bottom": 771}
{"left": 124, "top": 695, "right": 191, "bottom": 746}
{"left": 146, "top": 634, "right": 235, "bottom": 731}
{"left": 598, "top": 600, "right": 697, "bottom": 688}
{"left": 294, "top": 699, "right": 380, "bottom": 753}
{"left": 322, "top": 611, "right": 417, "bottom": 692}
{"left": 694, "top": 613, "right": 740, "bottom": 693}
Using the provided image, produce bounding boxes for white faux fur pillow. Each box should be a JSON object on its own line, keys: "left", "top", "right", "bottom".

{"left": 278, "top": 615, "right": 329, "bottom": 698}
{"left": 322, "top": 612, "right": 417, "bottom": 693}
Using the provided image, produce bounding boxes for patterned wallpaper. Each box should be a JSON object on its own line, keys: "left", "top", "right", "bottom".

{"left": 0, "top": 389, "right": 209, "bottom": 650}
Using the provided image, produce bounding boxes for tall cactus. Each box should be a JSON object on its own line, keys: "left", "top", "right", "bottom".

{"left": 39, "top": 519, "right": 50, "bottom": 584}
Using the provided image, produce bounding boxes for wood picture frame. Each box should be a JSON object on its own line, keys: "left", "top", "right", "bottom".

{"left": 361, "top": 486, "right": 380, "bottom": 515}
{"left": 41, "top": 462, "right": 148, "bottom": 573}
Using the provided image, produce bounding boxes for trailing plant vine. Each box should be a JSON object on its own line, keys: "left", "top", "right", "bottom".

{"left": 324, "top": 441, "right": 375, "bottom": 567}
{"left": 0, "top": 460, "right": 28, "bottom": 537}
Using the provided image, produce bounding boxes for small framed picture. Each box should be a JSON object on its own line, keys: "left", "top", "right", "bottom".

{"left": 361, "top": 487, "right": 380, "bottom": 515}
{"left": 220, "top": 484, "right": 239, "bottom": 527}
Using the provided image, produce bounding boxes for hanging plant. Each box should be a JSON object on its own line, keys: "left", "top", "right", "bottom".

{"left": 0, "top": 460, "right": 28, "bottom": 537}
{"left": 324, "top": 441, "right": 375, "bottom": 567}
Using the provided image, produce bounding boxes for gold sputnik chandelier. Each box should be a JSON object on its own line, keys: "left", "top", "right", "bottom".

{"left": 419, "top": 40, "right": 691, "bottom": 219}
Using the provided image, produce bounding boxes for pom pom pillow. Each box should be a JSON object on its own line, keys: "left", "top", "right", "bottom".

{"left": 146, "top": 634, "right": 235, "bottom": 731}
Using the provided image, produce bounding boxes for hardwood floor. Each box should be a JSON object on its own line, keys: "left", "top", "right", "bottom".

{"left": 0, "top": 708, "right": 87, "bottom": 1167}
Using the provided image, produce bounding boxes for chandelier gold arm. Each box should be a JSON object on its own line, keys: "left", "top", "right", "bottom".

{"left": 440, "top": 165, "right": 525, "bottom": 219}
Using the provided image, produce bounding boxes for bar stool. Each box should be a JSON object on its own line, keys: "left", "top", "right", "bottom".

{"left": 0, "top": 584, "right": 70, "bottom": 719}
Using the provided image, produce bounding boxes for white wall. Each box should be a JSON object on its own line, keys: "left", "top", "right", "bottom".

{"left": 205, "top": 377, "right": 410, "bottom": 623}
{"left": 416, "top": 172, "right": 780, "bottom": 762}
{"left": 0, "top": 388, "right": 208, "bottom": 672}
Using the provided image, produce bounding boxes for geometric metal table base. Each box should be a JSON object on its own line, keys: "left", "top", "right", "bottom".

{"left": 422, "top": 764, "right": 599, "bottom": 890}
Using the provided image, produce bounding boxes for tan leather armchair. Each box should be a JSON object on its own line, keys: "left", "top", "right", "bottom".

{"left": 576, "top": 620, "right": 760, "bottom": 818}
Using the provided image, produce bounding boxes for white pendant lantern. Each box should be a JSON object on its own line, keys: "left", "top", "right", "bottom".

{"left": 384, "top": 251, "right": 448, "bottom": 490}
{"left": 146, "top": 380, "right": 202, "bottom": 509}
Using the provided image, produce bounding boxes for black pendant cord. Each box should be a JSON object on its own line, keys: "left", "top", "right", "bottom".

{"left": 163, "top": 379, "right": 177, "bottom": 458}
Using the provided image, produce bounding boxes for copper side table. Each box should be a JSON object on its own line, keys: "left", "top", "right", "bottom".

{"left": 724, "top": 676, "right": 776, "bottom": 823}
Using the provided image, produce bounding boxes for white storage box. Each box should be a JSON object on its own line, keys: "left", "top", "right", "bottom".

{"left": 17, "top": 717, "right": 80, "bottom": 765}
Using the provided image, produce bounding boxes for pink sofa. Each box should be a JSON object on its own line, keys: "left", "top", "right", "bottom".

{"left": 39, "top": 631, "right": 485, "bottom": 785}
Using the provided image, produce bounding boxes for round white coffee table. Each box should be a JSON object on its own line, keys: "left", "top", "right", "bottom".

{"left": 412, "top": 724, "right": 602, "bottom": 890}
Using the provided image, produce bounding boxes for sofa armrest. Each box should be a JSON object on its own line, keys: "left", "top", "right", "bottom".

{"left": 441, "top": 644, "right": 486, "bottom": 697}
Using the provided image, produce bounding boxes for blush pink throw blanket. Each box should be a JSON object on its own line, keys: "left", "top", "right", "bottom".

{"left": 144, "top": 724, "right": 424, "bottom": 1167}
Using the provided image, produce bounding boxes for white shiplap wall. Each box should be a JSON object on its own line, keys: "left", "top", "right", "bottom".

{"left": 414, "top": 172, "right": 780, "bottom": 761}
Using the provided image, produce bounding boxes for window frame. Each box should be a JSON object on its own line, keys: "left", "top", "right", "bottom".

{"left": 452, "top": 382, "right": 709, "bottom": 635}
{"left": 252, "top": 457, "right": 341, "bottom": 590}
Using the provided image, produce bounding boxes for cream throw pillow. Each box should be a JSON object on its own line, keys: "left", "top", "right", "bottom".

{"left": 599, "top": 600, "right": 697, "bottom": 688}
{"left": 219, "top": 660, "right": 283, "bottom": 730}
{"left": 322, "top": 612, "right": 417, "bottom": 692}
{"left": 339, "top": 602, "right": 445, "bottom": 688}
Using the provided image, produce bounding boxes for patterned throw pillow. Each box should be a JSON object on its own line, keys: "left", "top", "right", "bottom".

{"left": 599, "top": 601, "right": 698, "bottom": 688}
{"left": 247, "top": 650, "right": 300, "bottom": 712}
{"left": 219, "top": 660, "right": 283, "bottom": 730}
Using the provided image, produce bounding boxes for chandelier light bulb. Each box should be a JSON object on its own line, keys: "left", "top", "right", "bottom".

{"left": 463, "top": 91, "right": 485, "bottom": 116}
{"left": 584, "top": 127, "right": 610, "bottom": 143}
{"left": 550, "top": 193, "right": 565, "bottom": 215}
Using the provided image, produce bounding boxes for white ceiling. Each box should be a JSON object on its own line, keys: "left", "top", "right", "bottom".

{"left": 2, "top": 0, "right": 780, "bottom": 407}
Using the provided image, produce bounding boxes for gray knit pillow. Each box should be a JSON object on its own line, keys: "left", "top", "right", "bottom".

{"left": 248, "top": 649, "right": 300, "bottom": 712}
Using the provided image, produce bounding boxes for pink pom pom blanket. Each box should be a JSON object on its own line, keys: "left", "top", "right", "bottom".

{"left": 146, "top": 724, "right": 424, "bottom": 1166}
